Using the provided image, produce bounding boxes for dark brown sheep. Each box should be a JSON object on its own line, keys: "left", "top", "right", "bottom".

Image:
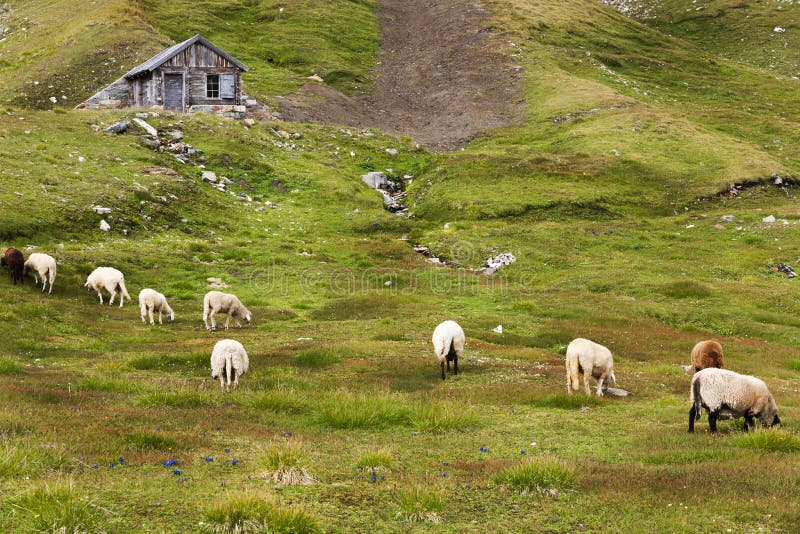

{"left": 690, "top": 340, "right": 724, "bottom": 373}
{"left": 1, "top": 247, "right": 25, "bottom": 285}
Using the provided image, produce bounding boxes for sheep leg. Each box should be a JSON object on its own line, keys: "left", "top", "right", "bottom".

{"left": 108, "top": 289, "right": 116, "bottom": 306}
{"left": 566, "top": 368, "right": 573, "bottom": 395}
{"left": 453, "top": 354, "right": 458, "bottom": 376}
{"left": 149, "top": 307, "right": 155, "bottom": 325}
{"left": 744, "top": 414, "right": 754, "bottom": 432}
{"left": 157, "top": 310, "right": 162, "bottom": 325}
{"left": 688, "top": 406, "right": 696, "bottom": 433}
{"left": 224, "top": 313, "right": 232, "bottom": 331}
{"left": 582, "top": 369, "right": 592, "bottom": 396}
{"left": 219, "top": 375, "right": 226, "bottom": 391}
{"left": 708, "top": 411, "right": 719, "bottom": 434}
{"left": 232, "top": 369, "right": 239, "bottom": 390}
{"left": 595, "top": 374, "right": 606, "bottom": 397}
{"left": 446, "top": 359, "right": 451, "bottom": 372}
{"left": 209, "top": 309, "right": 218, "bottom": 331}
{"left": 441, "top": 361, "right": 446, "bottom": 380}
{"left": 97, "top": 291, "right": 104, "bottom": 304}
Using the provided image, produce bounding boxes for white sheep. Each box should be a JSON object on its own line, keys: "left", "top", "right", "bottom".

{"left": 689, "top": 368, "right": 781, "bottom": 433}
{"left": 138, "top": 288, "right": 175, "bottom": 325}
{"left": 210, "top": 339, "right": 249, "bottom": 392}
{"left": 23, "top": 253, "right": 57, "bottom": 294}
{"left": 203, "top": 290, "right": 251, "bottom": 331}
{"left": 565, "top": 338, "right": 617, "bottom": 396}
{"left": 432, "top": 320, "right": 465, "bottom": 380}
{"left": 84, "top": 267, "right": 131, "bottom": 307}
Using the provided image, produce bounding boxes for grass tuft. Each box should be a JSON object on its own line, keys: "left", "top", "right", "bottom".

{"left": 493, "top": 458, "right": 577, "bottom": 497}
{"left": 255, "top": 442, "right": 315, "bottom": 486}
{"left": 732, "top": 429, "right": 800, "bottom": 453}
{"left": 12, "top": 480, "right": 104, "bottom": 532}
{"left": 662, "top": 281, "right": 711, "bottom": 299}
{"left": 203, "top": 494, "right": 319, "bottom": 533}
{"left": 293, "top": 349, "right": 342, "bottom": 368}
{"left": 0, "top": 437, "right": 70, "bottom": 478}
{"left": 395, "top": 485, "right": 445, "bottom": 523}
{"left": 246, "top": 389, "right": 309, "bottom": 414}
{"left": 0, "top": 359, "right": 22, "bottom": 374}
{"left": 355, "top": 449, "right": 394, "bottom": 471}
{"left": 314, "top": 391, "right": 411, "bottom": 429}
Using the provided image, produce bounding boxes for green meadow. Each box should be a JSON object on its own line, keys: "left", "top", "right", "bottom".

{"left": 1, "top": 0, "right": 799, "bottom": 531}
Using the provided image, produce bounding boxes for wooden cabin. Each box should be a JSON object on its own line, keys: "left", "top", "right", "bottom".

{"left": 80, "top": 35, "right": 249, "bottom": 115}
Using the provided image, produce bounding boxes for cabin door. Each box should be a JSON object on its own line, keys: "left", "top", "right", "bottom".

{"left": 163, "top": 73, "right": 184, "bottom": 111}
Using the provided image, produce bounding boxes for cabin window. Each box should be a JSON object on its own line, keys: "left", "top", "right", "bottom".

{"left": 206, "top": 75, "right": 220, "bottom": 98}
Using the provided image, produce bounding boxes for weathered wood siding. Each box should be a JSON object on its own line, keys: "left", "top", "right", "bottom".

{"left": 163, "top": 42, "right": 236, "bottom": 69}
{"left": 116, "top": 42, "right": 243, "bottom": 109}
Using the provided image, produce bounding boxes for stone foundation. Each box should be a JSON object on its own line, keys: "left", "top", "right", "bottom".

{"left": 188, "top": 104, "right": 247, "bottom": 119}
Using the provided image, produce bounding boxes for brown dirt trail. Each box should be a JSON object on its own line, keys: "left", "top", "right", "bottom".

{"left": 277, "top": 0, "right": 526, "bottom": 152}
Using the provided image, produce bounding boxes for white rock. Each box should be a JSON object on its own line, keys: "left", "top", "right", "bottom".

{"left": 774, "top": 27, "right": 786, "bottom": 33}
{"left": 202, "top": 171, "right": 217, "bottom": 183}
{"left": 384, "top": 280, "right": 393, "bottom": 287}
{"left": 492, "top": 325, "right": 503, "bottom": 334}
{"left": 99, "top": 220, "right": 111, "bottom": 231}
{"left": 132, "top": 117, "right": 158, "bottom": 137}
{"left": 385, "top": 148, "right": 399, "bottom": 156}
{"left": 78, "top": 156, "right": 86, "bottom": 163}
{"left": 48, "top": 96, "right": 57, "bottom": 103}
{"left": 307, "top": 74, "right": 324, "bottom": 82}
{"left": 763, "top": 215, "right": 776, "bottom": 223}
{"left": 92, "top": 205, "right": 112, "bottom": 215}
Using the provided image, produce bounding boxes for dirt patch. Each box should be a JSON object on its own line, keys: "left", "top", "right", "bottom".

{"left": 277, "top": 0, "right": 525, "bottom": 152}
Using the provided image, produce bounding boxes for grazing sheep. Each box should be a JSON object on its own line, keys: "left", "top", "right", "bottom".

{"left": 690, "top": 340, "right": 724, "bottom": 372}
{"left": 1, "top": 247, "right": 25, "bottom": 285}
{"left": 210, "top": 339, "right": 249, "bottom": 392}
{"left": 23, "top": 253, "right": 57, "bottom": 294}
{"left": 432, "top": 320, "right": 465, "bottom": 380}
{"left": 138, "top": 288, "right": 175, "bottom": 325}
{"left": 203, "top": 291, "right": 251, "bottom": 331}
{"left": 84, "top": 267, "right": 131, "bottom": 307}
{"left": 565, "top": 338, "right": 617, "bottom": 396}
{"left": 689, "top": 368, "right": 780, "bottom": 433}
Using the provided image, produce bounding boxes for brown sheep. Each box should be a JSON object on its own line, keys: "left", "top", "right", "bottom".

{"left": 1, "top": 248, "right": 25, "bottom": 285}
{"left": 690, "top": 340, "right": 724, "bottom": 373}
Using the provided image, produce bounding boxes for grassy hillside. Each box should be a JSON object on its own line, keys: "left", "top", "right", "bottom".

{"left": 138, "top": 0, "right": 380, "bottom": 97}
{"left": 609, "top": 0, "right": 800, "bottom": 76}
{"left": 0, "top": 0, "right": 380, "bottom": 108}
{"left": 1, "top": 0, "right": 800, "bottom": 532}
{"left": 0, "top": 0, "right": 163, "bottom": 109}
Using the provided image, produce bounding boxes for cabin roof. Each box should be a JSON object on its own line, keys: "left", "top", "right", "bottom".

{"left": 124, "top": 34, "right": 249, "bottom": 78}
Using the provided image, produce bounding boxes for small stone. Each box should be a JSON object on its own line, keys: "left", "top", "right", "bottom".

{"left": 385, "top": 148, "right": 399, "bottom": 156}
{"left": 104, "top": 121, "right": 129, "bottom": 134}
{"left": 99, "top": 220, "right": 111, "bottom": 232}
{"left": 763, "top": 215, "right": 776, "bottom": 223}
{"left": 714, "top": 224, "right": 725, "bottom": 230}
{"left": 202, "top": 171, "right": 217, "bottom": 183}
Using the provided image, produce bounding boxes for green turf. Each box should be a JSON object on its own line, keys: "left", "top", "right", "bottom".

{"left": 1, "top": 0, "right": 800, "bottom": 531}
